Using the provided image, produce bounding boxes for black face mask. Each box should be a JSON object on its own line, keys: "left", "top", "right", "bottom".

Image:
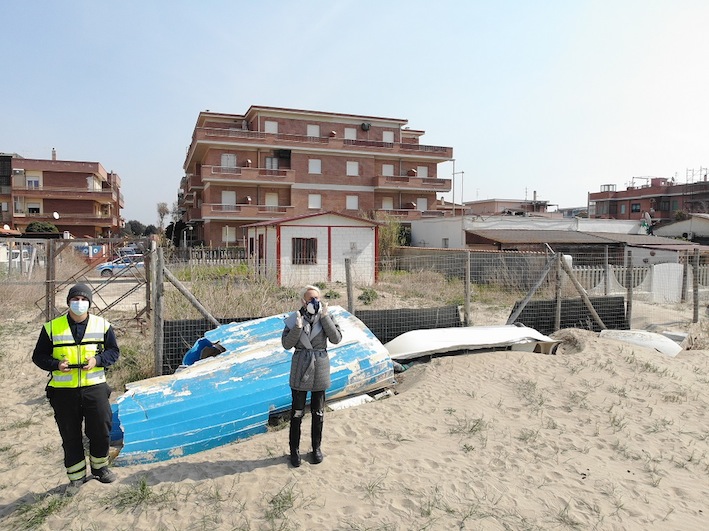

{"left": 305, "top": 298, "right": 320, "bottom": 315}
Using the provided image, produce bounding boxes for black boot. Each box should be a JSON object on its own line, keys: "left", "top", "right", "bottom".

{"left": 289, "top": 414, "right": 302, "bottom": 467}
{"left": 311, "top": 411, "right": 324, "bottom": 464}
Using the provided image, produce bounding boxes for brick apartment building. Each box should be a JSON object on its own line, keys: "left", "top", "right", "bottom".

{"left": 0, "top": 151, "right": 123, "bottom": 237}
{"left": 179, "top": 106, "right": 454, "bottom": 247}
{"left": 588, "top": 176, "right": 709, "bottom": 222}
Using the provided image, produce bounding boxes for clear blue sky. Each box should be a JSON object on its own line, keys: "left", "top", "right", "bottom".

{"left": 3, "top": 0, "right": 709, "bottom": 224}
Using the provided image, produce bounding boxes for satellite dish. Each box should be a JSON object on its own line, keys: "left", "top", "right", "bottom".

{"left": 2, "top": 224, "right": 9, "bottom": 230}
{"left": 361, "top": 122, "right": 371, "bottom": 131}
{"left": 52, "top": 212, "right": 60, "bottom": 220}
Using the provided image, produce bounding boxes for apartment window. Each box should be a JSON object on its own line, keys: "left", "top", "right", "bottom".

{"left": 264, "top": 120, "right": 278, "bottom": 134}
{"left": 442, "top": 238, "right": 449, "bottom": 249}
{"left": 382, "top": 131, "right": 394, "bottom": 144}
{"left": 417, "top": 166, "right": 428, "bottom": 178}
{"left": 672, "top": 200, "right": 679, "bottom": 210}
{"left": 222, "top": 226, "right": 236, "bottom": 243}
{"left": 382, "top": 197, "right": 393, "bottom": 210}
{"left": 308, "top": 159, "right": 322, "bottom": 174}
{"left": 660, "top": 200, "right": 670, "bottom": 211}
{"left": 306, "top": 124, "right": 320, "bottom": 138}
{"left": 28, "top": 203, "right": 40, "bottom": 214}
{"left": 308, "top": 194, "right": 322, "bottom": 209}
{"left": 221, "top": 191, "right": 237, "bottom": 210}
{"left": 346, "top": 161, "right": 359, "bottom": 176}
{"left": 631, "top": 203, "right": 641, "bottom": 213}
{"left": 265, "top": 192, "right": 278, "bottom": 206}
{"left": 293, "top": 237, "right": 317, "bottom": 265}
{"left": 1, "top": 202, "right": 7, "bottom": 212}
{"left": 26, "top": 178, "right": 39, "bottom": 189}
{"left": 346, "top": 195, "right": 359, "bottom": 210}
{"left": 620, "top": 204, "right": 626, "bottom": 214}
{"left": 382, "top": 164, "right": 394, "bottom": 177}
{"left": 221, "top": 153, "right": 237, "bottom": 168}
{"left": 416, "top": 198, "right": 428, "bottom": 211}
{"left": 265, "top": 157, "right": 279, "bottom": 170}
{"left": 344, "top": 127, "right": 357, "bottom": 140}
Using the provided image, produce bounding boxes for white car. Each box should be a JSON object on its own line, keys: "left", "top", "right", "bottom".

{"left": 95, "top": 255, "right": 144, "bottom": 277}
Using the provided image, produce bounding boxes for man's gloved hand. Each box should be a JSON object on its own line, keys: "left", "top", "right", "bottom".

{"left": 295, "top": 311, "right": 303, "bottom": 328}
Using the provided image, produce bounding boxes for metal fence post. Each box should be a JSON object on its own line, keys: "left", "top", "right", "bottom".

{"left": 682, "top": 250, "right": 689, "bottom": 303}
{"left": 693, "top": 248, "right": 699, "bottom": 323}
{"left": 625, "top": 250, "right": 633, "bottom": 328}
{"left": 604, "top": 245, "right": 610, "bottom": 296}
{"left": 45, "top": 239, "right": 56, "bottom": 320}
{"left": 464, "top": 251, "right": 471, "bottom": 326}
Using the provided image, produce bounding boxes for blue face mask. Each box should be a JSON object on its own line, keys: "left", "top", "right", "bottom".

{"left": 306, "top": 298, "right": 320, "bottom": 315}
{"left": 70, "top": 300, "right": 90, "bottom": 316}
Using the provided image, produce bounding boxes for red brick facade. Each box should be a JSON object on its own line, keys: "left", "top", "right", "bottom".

{"left": 180, "top": 106, "right": 453, "bottom": 247}
{"left": 3, "top": 155, "right": 123, "bottom": 237}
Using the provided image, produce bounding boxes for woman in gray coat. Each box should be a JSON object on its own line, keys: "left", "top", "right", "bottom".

{"left": 281, "top": 285, "right": 342, "bottom": 467}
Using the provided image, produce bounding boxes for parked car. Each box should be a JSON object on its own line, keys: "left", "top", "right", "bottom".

{"left": 95, "top": 255, "right": 144, "bottom": 277}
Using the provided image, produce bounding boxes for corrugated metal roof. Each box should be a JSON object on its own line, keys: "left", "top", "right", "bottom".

{"left": 242, "top": 211, "right": 379, "bottom": 228}
{"left": 466, "top": 229, "right": 709, "bottom": 251}
{"left": 586, "top": 232, "right": 687, "bottom": 246}
{"left": 467, "top": 230, "right": 614, "bottom": 244}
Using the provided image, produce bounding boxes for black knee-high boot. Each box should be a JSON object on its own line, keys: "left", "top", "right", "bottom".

{"left": 311, "top": 412, "right": 324, "bottom": 464}
{"left": 289, "top": 414, "right": 302, "bottom": 467}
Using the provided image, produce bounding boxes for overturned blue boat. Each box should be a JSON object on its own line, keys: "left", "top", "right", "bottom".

{"left": 110, "top": 306, "right": 395, "bottom": 465}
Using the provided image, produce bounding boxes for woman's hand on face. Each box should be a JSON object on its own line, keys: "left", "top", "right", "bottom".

{"left": 295, "top": 311, "right": 303, "bottom": 328}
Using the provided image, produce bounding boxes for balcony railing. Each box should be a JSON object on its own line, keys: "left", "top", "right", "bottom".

{"left": 202, "top": 166, "right": 296, "bottom": 184}
{"left": 192, "top": 128, "right": 453, "bottom": 159}
{"left": 374, "top": 175, "right": 452, "bottom": 192}
{"left": 202, "top": 203, "right": 295, "bottom": 220}
{"left": 13, "top": 211, "right": 118, "bottom": 226}
{"left": 343, "top": 139, "right": 394, "bottom": 149}
{"left": 377, "top": 209, "right": 424, "bottom": 220}
{"left": 14, "top": 211, "right": 114, "bottom": 220}
{"left": 13, "top": 186, "right": 119, "bottom": 201}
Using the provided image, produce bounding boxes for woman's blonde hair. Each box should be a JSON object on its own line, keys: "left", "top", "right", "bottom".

{"left": 300, "top": 284, "right": 321, "bottom": 302}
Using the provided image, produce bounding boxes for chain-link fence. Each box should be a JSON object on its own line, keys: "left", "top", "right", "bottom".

{"left": 0, "top": 236, "right": 150, "bottom": 318}
{"left": 153, "top": 245, "right": 709, "bottom": 375}
{"left": 5, "top": 238, "right": 706, "bottom": 379}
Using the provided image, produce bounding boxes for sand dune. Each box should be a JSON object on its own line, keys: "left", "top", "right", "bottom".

{"left": 1, "top": 315, "right": 708, "bottom": 530}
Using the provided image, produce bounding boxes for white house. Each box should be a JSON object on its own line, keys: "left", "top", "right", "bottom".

{"left": 655, "top": 213, "right": 709, "bottom": 242}
{"left": 243, "top": 211, "right": 379, "bottom": 287}
{"left": 409, "top": 215, "right": 647, "bottom": 250}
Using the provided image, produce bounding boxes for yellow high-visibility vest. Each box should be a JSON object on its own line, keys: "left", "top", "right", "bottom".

{"left": 45, "top": 314, "right": 109, "bottom": 388}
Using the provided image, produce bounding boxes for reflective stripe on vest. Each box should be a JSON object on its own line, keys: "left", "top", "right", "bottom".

{"left": 46, "top": 314, "right": 110, "bottom": 388}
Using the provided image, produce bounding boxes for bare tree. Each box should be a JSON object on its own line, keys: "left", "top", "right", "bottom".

{"left": 157, "top": 202, "right": 169, "bottom": 230}
{"left": 170, "top": 201, "right": 181, "bottom": 223}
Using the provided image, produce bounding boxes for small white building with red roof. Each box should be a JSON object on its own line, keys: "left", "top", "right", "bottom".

{"left": 243, "top": 211, "right": 379, "bottom": 287}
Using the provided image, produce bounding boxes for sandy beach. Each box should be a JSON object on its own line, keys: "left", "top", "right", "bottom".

{"left": 1, "top": 311, "right": 708, "bottom": 530}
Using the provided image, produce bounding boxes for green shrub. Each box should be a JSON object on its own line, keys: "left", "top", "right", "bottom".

{"left": 358, "top": 288, "right": 378, "bottom": 305}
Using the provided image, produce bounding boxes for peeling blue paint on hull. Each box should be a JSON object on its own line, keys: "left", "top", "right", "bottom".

{"left": 111, "top": 307, "right": 395, "bottom": 465}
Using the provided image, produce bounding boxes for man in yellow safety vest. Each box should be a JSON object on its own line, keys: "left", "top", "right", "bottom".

{"left": 32, "top": 283, "right": 120, "bottom": 496}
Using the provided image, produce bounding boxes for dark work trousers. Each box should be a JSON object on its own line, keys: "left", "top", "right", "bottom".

{"left": 47, "top": 383, "right": 112, "bottom": 470}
